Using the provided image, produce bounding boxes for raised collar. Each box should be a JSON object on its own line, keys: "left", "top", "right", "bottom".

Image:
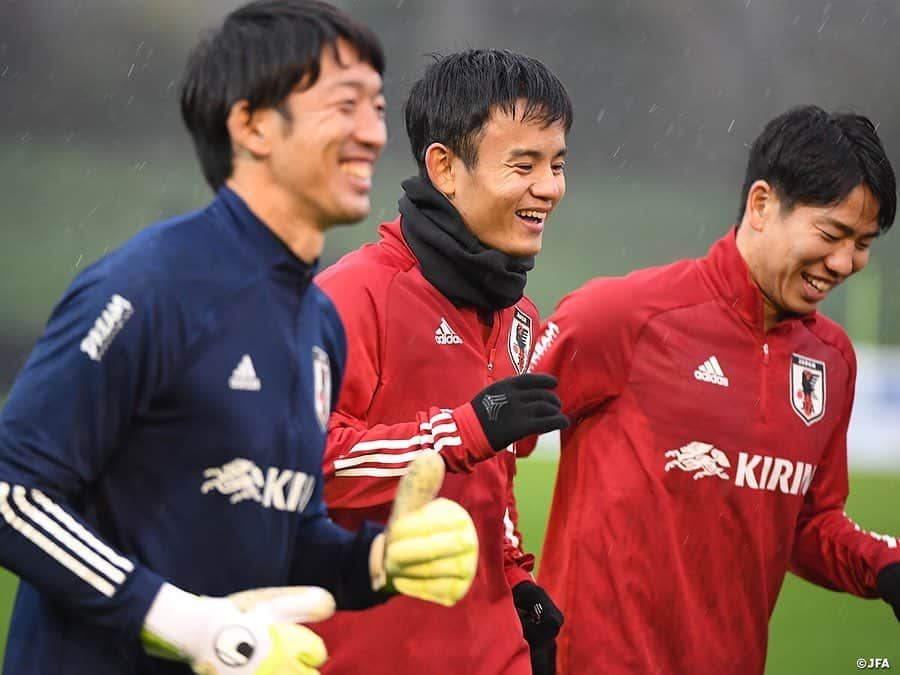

{"left": 213, "top": 186, "right": 317, "bottom": 279}
{"left": 699, "top": 226, "right": 817, "bottom": 333}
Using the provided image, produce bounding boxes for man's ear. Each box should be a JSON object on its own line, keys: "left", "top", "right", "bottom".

{"left": 424, "top": 143, "right": 457, "bottom": 199}
{"left": 226, "top": 100, "right": 277, "bottom": 160}
{"left": 745, "top": 180, "right": 773, "bottom": 232}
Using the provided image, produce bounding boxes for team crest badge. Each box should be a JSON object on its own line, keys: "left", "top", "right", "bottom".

{"left": 790, "top": 353, "right": 826, "bottom": 425}
{"left": 312, "top": 346, "right": 331, "bottom": 432}
{"left": 508, "top": 308, "right": 533, "bottom": 375}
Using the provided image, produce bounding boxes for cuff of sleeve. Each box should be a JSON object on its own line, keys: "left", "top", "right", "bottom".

{"left": 343, "top": 521, "right": 391, "bottom": 610}
{"left": 122, "top": 565, "right": 168, "bottom": 642}
{"left": 443, "top": 402, "right": 494, "bottom": 474}
{"left": 505, "top": 564, "right": 536, "bottom": 589}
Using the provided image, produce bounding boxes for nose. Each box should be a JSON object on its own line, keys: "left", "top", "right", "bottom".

{"left": 823, "top": 241, "right": 856, "bottom": 278}
{"left": 530, "top": 168, "right": 565, "bottom": 205}
{"left": 354, "top": 104, "right": 387, "bottom": 153}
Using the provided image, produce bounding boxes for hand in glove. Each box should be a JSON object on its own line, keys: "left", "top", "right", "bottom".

{"left": 513, "top": 580, "right": 564, "bottom": 647}
{"left": 877, "top": 562, "right": 900, "bottom": 622}
{"left": 471, "top": 374, "right": 568, "bottom": 452}
{"left": 370, "top": 452, "right": 478, "bottom": 607}
{"left": 142, "top": 583, "right": 335, "bottom": 674}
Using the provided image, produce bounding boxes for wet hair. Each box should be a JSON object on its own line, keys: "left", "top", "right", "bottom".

{"left": 404, "top": 48, "right": 573, "bottom": 177}
{"left": 738, "top": 105, "right": 896, "bottom": 233}
{"left": 180, "top": 0, "right": 384, "bottom": 190}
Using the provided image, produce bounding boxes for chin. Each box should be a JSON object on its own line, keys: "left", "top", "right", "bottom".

{"left": 329, "top": 202, "right": 371, "bottom": 227}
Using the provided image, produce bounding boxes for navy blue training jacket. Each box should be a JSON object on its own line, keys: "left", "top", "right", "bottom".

{"left": 0, "top": 187, "right": 382, "bottom": 674}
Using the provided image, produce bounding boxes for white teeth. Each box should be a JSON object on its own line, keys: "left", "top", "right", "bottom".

{"left": 340, "top": 161, "right": 372, "bottom": 179}
{"left": 803, "top": 274, "right": 832, "bottom": 293}
{"left": 516, "top": 210, "right": 546, "bottom": 221}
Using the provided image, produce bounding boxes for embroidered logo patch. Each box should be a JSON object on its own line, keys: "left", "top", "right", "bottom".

{"left": 312, "top": 345, "right": 332, "bottom": 432}
{"left": 790, "top": 353, "right": 826, "bottom": 425}
{"left": 508, "top": 308, "right": 533, "bottom": 374}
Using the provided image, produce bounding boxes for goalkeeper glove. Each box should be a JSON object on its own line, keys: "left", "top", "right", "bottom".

{"left": 513, "top": 580, "right": 564, "bottom": 648}
{"left": 142, "top": 583, "right": 335, "bottom": 674}
{"left": 470, "top": 374, "right": 568, "bottom": 452}
{"left": 877, "top": 562, "right": 900, "bottom": 622}
{"left": 370, "top": 452, "right": 478, "bottom": 607}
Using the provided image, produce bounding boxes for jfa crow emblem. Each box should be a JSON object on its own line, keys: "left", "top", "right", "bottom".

{"left": 790, "top": 353, "right": 826, "bottom": 425}
{"left": 312, "top": 345, "right": 331, "bottom": 432}
{"left": 508, "top": 308, "right": 533, "bottom": 374}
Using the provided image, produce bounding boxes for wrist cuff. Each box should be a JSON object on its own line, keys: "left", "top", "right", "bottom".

{"left": 443, "top": 402, "right": 495, "bottom": 473}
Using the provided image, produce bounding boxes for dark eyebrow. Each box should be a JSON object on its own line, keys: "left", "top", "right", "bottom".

{"left": 819, "top": 216, "right": 878, "bottom": 238}
{"left": 507, "top": 147, "right": 568, "bottom": 160}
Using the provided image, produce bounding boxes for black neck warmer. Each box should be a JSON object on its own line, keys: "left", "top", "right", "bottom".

{"left": 399, "top": 176, "right": 534, "bottom": 311}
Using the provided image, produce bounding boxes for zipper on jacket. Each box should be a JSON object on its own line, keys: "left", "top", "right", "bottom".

{"left": 486, "top": 310, "right": 503, "bottom": 379}
{"left": 760, "top": 342, "right": 770, "bottom": 420}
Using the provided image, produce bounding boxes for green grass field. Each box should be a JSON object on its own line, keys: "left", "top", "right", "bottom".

{"left": 0, "top": 461, "right": 898, "bottom": 672}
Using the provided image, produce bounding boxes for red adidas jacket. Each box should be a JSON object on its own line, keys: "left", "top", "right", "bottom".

{"left": 313, "top": 218, "right": 538, "bottom": 674}
{"left": 528, "top": 229, "right": 900, "bottom": 674}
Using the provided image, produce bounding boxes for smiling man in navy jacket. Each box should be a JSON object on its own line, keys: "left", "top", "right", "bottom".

{"left": 0, "top": 2, "right": 477, "bottom": 674}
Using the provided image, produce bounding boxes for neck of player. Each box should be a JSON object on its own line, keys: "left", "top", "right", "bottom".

{"left": 226, "top": 177, "right": 325, "bottom": 264}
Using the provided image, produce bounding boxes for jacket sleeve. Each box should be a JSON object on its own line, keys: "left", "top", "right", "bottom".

{"left": 316, "top": 276, "right": 496, "bottom": 511}
{"left": 528, "top": 278, "right": 634, "bottom": 422}
{"left": 789, "top": 355, "right": 900, "bottom": 597}
{"left": 0, "top": 268, "right": 168, "bottom": 640}
{"left": 502, "top": 456, "right": 536, "bottom": 588}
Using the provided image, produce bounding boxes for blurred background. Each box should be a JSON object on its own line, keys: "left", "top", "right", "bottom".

{"left": 1, "top": 0, "right": 899, "bottom": 671}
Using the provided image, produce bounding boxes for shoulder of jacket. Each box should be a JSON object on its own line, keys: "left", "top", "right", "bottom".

{"left": 804, "top": 314, "right": 856, "bottom": 368}
{"left": 565, "top": 258, "right": 700, "bottom": 314}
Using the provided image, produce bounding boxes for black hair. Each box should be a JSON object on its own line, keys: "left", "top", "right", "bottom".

{"left": 404, "top": 49, "right": 573, "bottom": 177}
{"left": 738, "top": 105, "right": 896, "bottom": 233}
{"left": 180, "top": 0, "right": 384, "bottom": 190}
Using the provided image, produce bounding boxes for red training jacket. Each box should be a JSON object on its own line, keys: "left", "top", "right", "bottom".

{"left": 313, "top": 218, "right": 539, "bottom": 675}
{"left": 529, "top": 228, "right": 900, "bottom": 675}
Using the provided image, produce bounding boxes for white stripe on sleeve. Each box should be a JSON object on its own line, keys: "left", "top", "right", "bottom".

{"left": 503, "top": 507, "right": 520, "bottom": 548}
{"left": 32, "top": 489, "right": 135, "bottom": 572}
{"left": 12, "top": 487, "right": 127, "bottom": 584}
{"left": 0, "top": 483, "right": 117, "bottom": 597}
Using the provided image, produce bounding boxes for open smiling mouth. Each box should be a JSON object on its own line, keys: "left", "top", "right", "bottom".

{"left": 515, "top": 209, "right": 546, "bottom": 225}
{"left": 801, "top": 271, "right": 836, "bottom": 294}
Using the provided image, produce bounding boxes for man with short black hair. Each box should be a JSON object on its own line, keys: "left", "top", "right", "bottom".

{"left": 528, "top": 105, "right": 900, "bottom": 674}
{"left": 314, "top": 49, "right": 572, "bottom": 674}
{"left": 0, "top": 3, "right": 478, "bottom": 674}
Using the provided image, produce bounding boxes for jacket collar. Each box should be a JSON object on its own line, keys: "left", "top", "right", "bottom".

{"left": 213, "top": 186, "right": 317, "bottom": 279}
{"left": 700, "top": 226, "right": 816, "bottom": 332}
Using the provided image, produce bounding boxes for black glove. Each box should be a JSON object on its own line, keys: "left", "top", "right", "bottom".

{"left": 877, "top": 562, "right": 900, "bottom": 622}
{"left": 471, "top": 374, "right": 568, "bottom": 451}
{"left": 513, "top": 580, "right": 564, "bottom": 648}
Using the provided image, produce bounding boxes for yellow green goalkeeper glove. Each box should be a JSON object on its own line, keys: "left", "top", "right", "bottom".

{"left": 141, "top": 583, "right": 335, "bottom": 674}
{"left": 369, "top": 452, "right": 478, "bottom": 607}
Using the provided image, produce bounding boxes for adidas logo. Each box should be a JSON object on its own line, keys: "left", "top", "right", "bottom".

{"left": 434, "top": 318, "right": 463, "bottom": 345}
{"left": 229, "top": 354, "right": 261, "bottom": 391}
{"left": 694, "top": 355, "right": 729, "bottom": 387}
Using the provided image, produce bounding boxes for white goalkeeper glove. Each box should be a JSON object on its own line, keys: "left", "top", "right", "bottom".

{"left": 141, "top": 583, "right": 335, "bottom": 674}
{"left": 370, "top": 452, "right": 478, "bottom": 607}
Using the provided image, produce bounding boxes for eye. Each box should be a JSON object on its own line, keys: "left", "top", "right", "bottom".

{"left": 855, "top": 239, "right": 873, "bottom": 251}
{"left": 337, "top": 99, "right": 358, "bottom": 113}
{"left": 814, "top": 225, "right": 840, "bottom": 242}
{"left": 515, "top": 164, "right": 534, "bottom": 172}
{"left": 374, "top": 100, "right": 386, "bottom": 119}
{"left": 552, "top": 163, "right": 566, "bottom": 175}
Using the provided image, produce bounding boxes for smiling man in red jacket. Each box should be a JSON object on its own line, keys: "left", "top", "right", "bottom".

{"left": 314, "top": 49, "right": 572, "bottom": 674}
{"left": 529, "top": 105, "right": 900, "bottom": 674}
